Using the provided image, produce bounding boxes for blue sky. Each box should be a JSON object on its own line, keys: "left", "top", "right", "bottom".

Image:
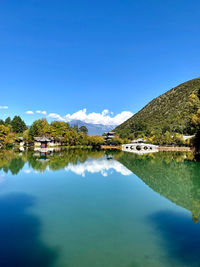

{"left": 0, "top": 0, "right": 200, "bottom": 125}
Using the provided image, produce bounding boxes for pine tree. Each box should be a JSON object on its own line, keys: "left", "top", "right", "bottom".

{"left": 11, "top": 116, "right": 27, "bottom": 133}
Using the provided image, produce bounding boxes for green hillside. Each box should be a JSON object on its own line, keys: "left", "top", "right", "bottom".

{"left": 115, "top": 78, "right": 200, "bottom": 138}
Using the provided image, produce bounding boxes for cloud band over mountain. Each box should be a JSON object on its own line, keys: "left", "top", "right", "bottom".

{"left": 25, "top": 108, "right": 133, "bottom": 126}
{"left": 48, "top": 109, "right": 133, "bottom": 126}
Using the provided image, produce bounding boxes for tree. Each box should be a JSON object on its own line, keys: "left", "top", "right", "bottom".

{"left": 0, "top": 125, "right": 15, "bottom": 148}
{"left": 23, "top": 129, "right": 32, "bottom": 143}
{"left": 78, "top": 132, "right": 89, "bottom": 145}
{"left": 29, "top": 118, "right": 50, "bottom": 138}
{"left": 11, "top": 116, "right": 27, "bottom": 133}
{"left": 79, "top": 126, "right": 88, "bottom": 135}
{"left": 190, "top": 91, "right": 200, "bottom": 153}
{"left": 189, "top": 93, "right": 200, "bottom": 114}
{"left": 64, "top": 128, "right": 79, "bottom": 145}
{"left": 107, "top": 137, "right": 123, "bottom": 146}
{"left": 73, "top": 124, "right": 79, "bottom": 133}
{"left": 0, "top": 119, "right": 5, "bottom": 126}
{"left": 194, "top": 131, "right": 200, "bottom": 153}
{"left": 50, "top": 121, "right": 69, "bottom": 138}
{"left": 147, "top": 130, "right": 162, "bottom": 145}
{"left": 162, "top": 125, "right": 171, "bottom": 134}
{"left": 5, "top": 117, "right": 11, "bottom": 126}
{"left": 172, "top": 133, "right": 185, "bottom": 146}
{"left": 88, "top": 136, "right": 105, "bottom": 147}
{"left": 163, "top": 131, "right": 172, "bottom": 145}
{"left": 197, "top": 88, "right": 200, "bottom": 101}
{"left": 130, "top": 121, "right": 148, "bottom": 137}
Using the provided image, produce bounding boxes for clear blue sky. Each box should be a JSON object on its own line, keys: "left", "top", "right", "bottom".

{"left": 0, "top": 0, "right": 200, "bottom": 125}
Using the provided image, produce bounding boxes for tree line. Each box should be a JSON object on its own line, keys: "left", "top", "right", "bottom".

{"left": 0, "top": 117, "right": 106, "bottom": 148}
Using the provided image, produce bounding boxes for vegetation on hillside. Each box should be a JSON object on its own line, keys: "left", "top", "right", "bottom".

{"left": 188, "top": 89, "right": 200, "bottom": 154}
{"left": 115, "top": 78, "right": 200, "bottom": 139}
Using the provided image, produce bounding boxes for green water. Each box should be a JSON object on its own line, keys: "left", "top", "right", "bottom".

{"left": 0, "top": 149, "right": 200, "bottom": 267}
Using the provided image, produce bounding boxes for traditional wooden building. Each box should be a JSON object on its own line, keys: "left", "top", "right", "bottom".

{"left": 103, "top": 132, "right": 115, "bottom": 142}
{"left": 34, "top": 137, "right": 64, "bottom": 148}
{"left": 34, "top": 137, "right": 52, "bottom": 148}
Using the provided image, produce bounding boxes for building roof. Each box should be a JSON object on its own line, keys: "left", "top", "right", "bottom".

{"left": 34, "top": 136, "right": 52, "bottom": 142}
{"left": 104, "top": 131, "right": 115, "bottom": 135}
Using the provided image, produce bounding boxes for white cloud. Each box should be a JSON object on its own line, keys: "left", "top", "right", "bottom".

{"left": 36, "top": 110, "right": 47, "bottom": 115}
{"left": 48, "top": 108, "right": 133, "bottom": 126}
{"left": 48, "top": 113, "right": 65, "bottom": 121}
{"left": 0, "top": 106, "right": 8, "bottom": 109}
{"left": 65, "top": 158, "right": 132, "bottom": 177}
{"left": 25, "top": 110, "right": 47, "bottom": 116}
{"left": 23, "top": 108, "right": 133, "bottom": 126}
{"left": 26, "top": 110, "right": 34, "bottom": 115}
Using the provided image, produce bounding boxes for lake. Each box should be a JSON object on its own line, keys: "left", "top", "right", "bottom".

{"left": 0, "top": 149, "right": 200, "bottom": 267}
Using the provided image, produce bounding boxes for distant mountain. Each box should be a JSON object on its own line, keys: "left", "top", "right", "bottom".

{"left": 115, "top": 77, "right": 200, "bottom": 137}
{"left": 69, "top": 120, "right": 116, "bottom": 136}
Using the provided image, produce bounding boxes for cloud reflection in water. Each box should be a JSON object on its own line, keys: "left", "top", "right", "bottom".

{"left": 65, "top": 158, "right": 132, "bottom": 177}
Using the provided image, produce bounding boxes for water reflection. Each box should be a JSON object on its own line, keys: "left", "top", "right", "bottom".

{"left": 65, "top": 158, "right": 132, "bottom": 177}
{"left": 116, "top": 152, "right": 200, "bottom": 222}
{"left": 0, "top": 149, "right": 105, "bottom": 174}
{"left": 0, "top": 149, "right": 131, "bottom": 177}
{"left": 1, "top": 149, "right": 200, "bottom": 222}
{"left": 1, "top": 149, "right": 200, "bottom": 266}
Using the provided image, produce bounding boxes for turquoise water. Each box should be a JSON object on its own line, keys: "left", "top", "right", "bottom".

{"left": 0, "top": 149, "right": 200, "bottom": 267}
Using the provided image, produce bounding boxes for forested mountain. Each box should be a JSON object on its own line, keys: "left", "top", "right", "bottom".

{"left": 115, "top": 78, "right": 200, "bottom": 138}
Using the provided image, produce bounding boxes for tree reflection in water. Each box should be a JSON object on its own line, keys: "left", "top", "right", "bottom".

{"left": 1, "top": 149, "right": 200, "bottom": 222}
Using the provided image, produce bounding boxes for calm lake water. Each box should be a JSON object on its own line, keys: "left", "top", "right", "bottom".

{"left": 0, "top": 149, "right": 200, "bottom": 267}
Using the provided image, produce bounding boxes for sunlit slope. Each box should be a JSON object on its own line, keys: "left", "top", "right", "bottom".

{"left": 115, "top": 78, "right": 200, "bottom": 137}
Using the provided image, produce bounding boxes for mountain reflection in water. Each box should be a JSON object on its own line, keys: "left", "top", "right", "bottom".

{"left": 116, "top": 151, "right": 200, "bottom": 222}
{"left": 0, "top": 149, "right": 200, "bottom": 222}
{"left": 1, "top": 149, "right": 200, "bottom": 266}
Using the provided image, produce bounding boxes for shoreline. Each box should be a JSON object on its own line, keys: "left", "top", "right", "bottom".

{"left": 158, "top": 146, "right": 192, "bottom": 152}
{"left": 2, "top": 145, "right": 194, "bottom": 153}
{"left": 102, "top": 145, "right": 193, "bottom": 152}
{"left": 101, "top": 145, "right": 121, "bottom": 150}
